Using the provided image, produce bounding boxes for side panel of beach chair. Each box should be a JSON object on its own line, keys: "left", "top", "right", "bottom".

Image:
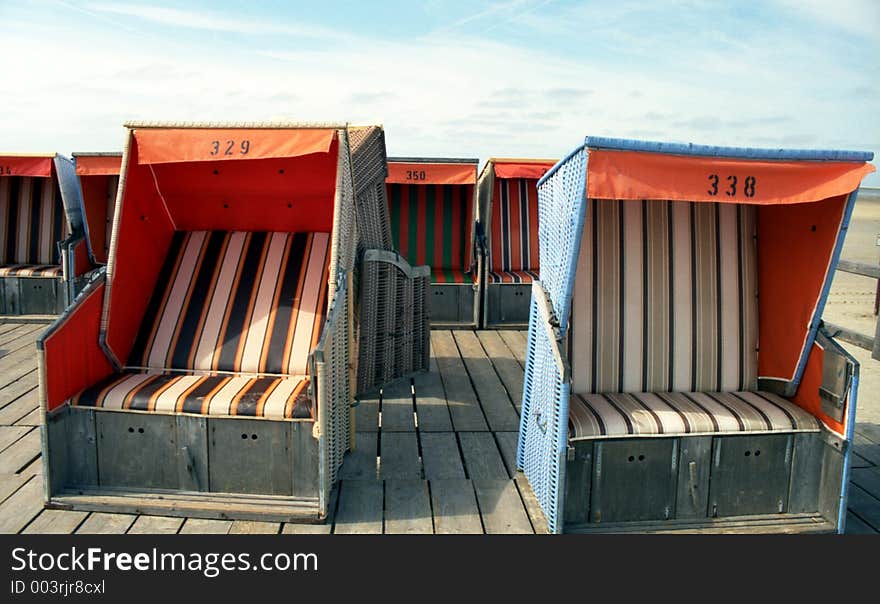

{"left": 73, "top": 153, "right": 122, "bottom": 265}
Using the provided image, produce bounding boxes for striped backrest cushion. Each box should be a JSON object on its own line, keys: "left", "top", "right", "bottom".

{"left": 489, "top": 177, "right": 540, "bottom": 273}
{"left": 129, "top": 231, "right": 330, "bottom": 376}
{"left": 0, "top": 176, "right": 68, "bottom": 265}
{"left": 571, "top": 199, "right": 758, "bottom": 394}
{"left": 388, "top": 183, "right": 474, "bottom": 273}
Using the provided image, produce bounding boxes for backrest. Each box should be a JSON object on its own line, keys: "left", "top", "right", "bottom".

{"left": 488, "top": 176, "right": 540, "bottom": 273}
{"left": 0, "top": 176, "right": 69, "bottom": 265}
{"left": 570, "top": 199, "right": 758, "bottom": 394}
{"left": 388, "top": 182, "right": 474, "bottom": 272}
{"left": 128, "top": 230, "right": 330, "bottom": 376}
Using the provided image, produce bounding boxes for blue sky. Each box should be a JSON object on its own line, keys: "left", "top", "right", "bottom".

{"left": 1, "top": 0, "right": 878, "bottom": 183}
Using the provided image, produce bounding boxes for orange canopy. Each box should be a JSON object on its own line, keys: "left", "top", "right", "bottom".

{"left": 76, "top": 155, "right": 122, "bottom": 176}
{"left": 387, "top": 161, "right": 476, "bottom": 185}
{"left": 134, "top": 128, "right": 336, "bottom": 165}
{"left": 493, "top": 159, "right": 557, "bottom": 180}
{"left": 0, "top": 155, "right": 54, "bottom": 177}
{"left": 587, "top": 150, "right": 875, "bottom": 205}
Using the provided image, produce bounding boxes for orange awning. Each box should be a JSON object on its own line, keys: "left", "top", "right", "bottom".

{"left": 494, "top": 160, "right": 557, "bottom": 180}
{"left": 76, "top": 155, "right": 122, "bottom": 176}
{"left": 134, "top": 128, "right": 336, "bottom": 165}
{"left": 0, "top": 155, "right": 53, "bottom": 177}
{"left": 587, "top": 150, "right": 875, "bottom": 204}
{"left": 387, "top": 162, "right": 476, "bottom": 185}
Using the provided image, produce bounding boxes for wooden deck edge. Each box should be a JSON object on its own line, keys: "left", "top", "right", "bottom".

{"left": 565, "top": 513, "right": 836, "bottom": 534}
{"left": 49, "top": 490, "right": 324, "bottom": 524}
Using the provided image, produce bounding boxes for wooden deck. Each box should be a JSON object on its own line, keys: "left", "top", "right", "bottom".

{"left": 1, "top": 320, "right": 878, "bottom": 534}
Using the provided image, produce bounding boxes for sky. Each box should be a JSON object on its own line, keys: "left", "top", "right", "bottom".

{"left": 1, "top": 0, "right": 878, "bottom": 183}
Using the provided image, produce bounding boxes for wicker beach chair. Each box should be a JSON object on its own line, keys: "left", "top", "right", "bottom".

{"left": 518, "top": 137, "right": 875, "bottom": 533}
{"left": 39, "top": 122, "right": 398, "bottom": 521}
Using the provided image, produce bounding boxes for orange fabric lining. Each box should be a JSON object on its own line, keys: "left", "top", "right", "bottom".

{"left": 0, "top": 156, "right": 53, "bottom": 177}
{"left": 135, "top": 128, "right": 335, "bottom": 165}
{"left": 587, "top": 150, "right": 875, "bottom": 204}
{"left": 42, "top": 282, "right": 114, "bottom": 411}
{"left": 494, "top": 160, "right": 556, "bottom": 180}
{"left": 76, "top": 155, "right": 121, "bottom": 176}
{"left": 73, "top": 238, "right": 91, "bottom": 276}
{"left": 387, "top": 162, "right": 476, "bottom": 185}
{"left": 79, "top": 175, "right": 114, "bottom": 264}
{"left": 757, "top": 195, "right": 846, "bottom": 382}
{"left": 791, "top": 342, "right": 845, "bottom": 434}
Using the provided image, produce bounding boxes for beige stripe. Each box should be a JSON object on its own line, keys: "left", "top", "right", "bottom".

{"left": 571, "top": 199, "right": 594, "bottom": 394}
{"left": 693, "top": 203, "right": 718, "bottom": 391}
{"left": 670, "top": 201, "right": 692, "bottom": 391}
{"left": 595, "top": 200, "right": 620, "bottom": 392}
{"left": 607, "top": 393, "right": 660, "bottom": 434}
{"left": 151, "top": 375, "right": 203, "bottom": 413}
{"left": 735, "top": 391, "right": 807, "bottom": 431}
{"left": 193, "top": 232, "right": 247, "bottom": 370}
{"left": 16, "top": 177, "right": 32, "bottom": 263}
{"left": 630, "top": 392, "right": 687, "bottom": 434}
{"left": 206, "top": 376, "right": 253, "bottom": 416}
{"left": 580, "top": 393, "right": 630, "bottom": 436}
{"left": 39, "top": 179, "right": 54, "bottom": 263}
{"left": 655, "top": 392, "right": 718, "bottom": 433}
{"left": 569, "top": 393, "right": 602, "bottom": 437}
{"left": 685, "top": 392, "right": 743, "bottom": 432}
{"left": 239, "top": 232, "right": 287, "bottom": 373}
{"left": 287, "top": 232, "right": 329, "bottom": 375}
{"left": 261, "top": 376, "right": 304, "bottom": 419}
{"left": 146, "top": 231, "right": 207, "bottom": 368}
{"left": 711, "top": 392, "right": 771, "bottom": 431}
{"left": 0, "top": 178, "right": 9, "bottom": 262}
{"left": 645, "top": 201, "right": 670, "bottom": 391}
{"left": 621, "top": 201, "right": 643, "bottom": 392}
{"left": 97, "top": 373, "right": 156, "bottom": 410}
{"left": 740, "top": 206, "right": 759, "bottom": 389}
{"left": 718, "top": 203, "right": 740, "bottom": 391}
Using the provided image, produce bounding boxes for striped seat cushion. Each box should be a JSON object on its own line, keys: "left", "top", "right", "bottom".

{"left": 0, "top": 264, "right": 62, "bottom": 277}
{"left": 571, "top": 200, "right": 758, "bottom": 394}
{"left": 569, "top": 391, "right": 819, "bottom": 440}
{"left": 0, "top": 176, "right": 69, "bottom": 267}
{"left": 388, "top": 182, "right": 475, "bottom": 284}
{"left": 431, "top": 268, "right": 475, "bottom": 285}
{"left": 488, "top": 177, "right": 539, "bottom": 277}
{"left": 70, "top": 371, "right": 311, "bottom": 419}
{"left": 128, "top": 231, "right": 330, "bottom": 375}
{"left": 488, "top": 269, "right": 539, "bottom": 284}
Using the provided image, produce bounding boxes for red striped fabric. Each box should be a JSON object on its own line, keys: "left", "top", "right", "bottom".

{"left": 0, "top": 264, "right": 63, "bottom": 277}
{"left": 488, "top": 177, "right": 540, "bottom": 281}
{"left": 0, "top": 176, "right": 69, "bottom": 268}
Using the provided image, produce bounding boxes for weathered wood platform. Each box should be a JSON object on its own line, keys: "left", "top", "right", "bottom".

{"left": 1, "top": 321, "right": 878, "bottom": 534}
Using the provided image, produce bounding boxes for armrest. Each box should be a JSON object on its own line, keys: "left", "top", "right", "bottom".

{"left": 531, "top": 280, "right": 570, "bottom": 382}
{"left": 58, "top": 233, "right": 93, "bottom": 279}
{"left": 37, "top": 274, "right": 114, "bottom": 412}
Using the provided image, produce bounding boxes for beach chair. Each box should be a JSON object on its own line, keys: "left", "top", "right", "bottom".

{"left": 386, "top": 158, "right": 480, "bottom": 327}
{"left": 73, "top": 152, "right": 122, "bottom": 265}
{"left": 477, "top": 158, "right": 556, "bottom": 327}
{"left": 40, "top": 122, "right": 397, "bottom": 521}
{"left": 518, "top": 136, "right": 875, "bottom": 533}
{"left": 0, "top": 153, "right": 88, "bottom": 315}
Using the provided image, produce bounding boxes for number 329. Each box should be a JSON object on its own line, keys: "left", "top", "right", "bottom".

{"left": 210, "top": 140, "right": 251, "bottom": 156}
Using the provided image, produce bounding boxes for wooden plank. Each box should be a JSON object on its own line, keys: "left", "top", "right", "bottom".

{"left": 431, "top": 331, "right": 487, "bottom": 431}
{"left": 853, "top": 433, "right": 880, "bottom": 467}
{"left": 473, "top": 479, "right": 533, "bottom": 534}
{"left": 495, "top": 432, "right": 519, "bottom": 478}
{"left": 127, "top": 515, "right": 185, "bottom": 534}
{"left": 458, "top": 432, "right": 508, "bottom": 480}
{"left": 384, "top": 480, "right": 432, "bottom": 534}
{"left": 76, "top": 512, "right": 137, "bottom": 534}
{"left": 846, "top": 484, "right": 880, "bottom": 530}
{"left": 514, "top": 473, "right": 550, "bottom": 534}
{"left": 453, "top": 331, "right": 520, "bottom": 431}
{"left": 498, "top": 330, "right": 527, "bottom": 365}
{"left": 282, "top": 522, "right": 332, "bottom": 534}
{"left": 0, "top": 370, "right": 38, "bottom": 408}
{"left": 179, "top": 518, "right": 232, "bottom": 534}
{"left": 333, "top": 480, "right": 383, "bottom": 534}
{"left": 429, "top": 479, "right": 483, "bottom": 534}
{"left": 0, "top": 388, "right": 39, "bottom": 426}
{"left": 412, "top": 365, "right": 453, "bottom": 432}
{"left": 421, "top": 432, "right": 465, "bottom": 480}
{"left": 21, "top": 456, "right": 42, "bottom": 476}
{"left": 0, "top": 473, "right": 30, "bottom": 503}
{"left": 0, "top": 477, "right": 43, "bottom": 533}
{"left": 338, "top": 431, "right": 378, "bottom": 480}
{"left": 476, "top": 330, "right": 525, "bottom": 411}
{"left": 856, "top": 423, "right": 880, "bottom": 445}
{"left": 23, "top": 510, "right": 88, "bottom": 534}
{"left": 845, "top": 511, "right": 880, "bottom": 534}
{"left": 355, "top": 393, "right": 380, "bottom": 432}
{"left": 381, "top": 379, "right": 415, "bottom": 431}
{"left": 837, "top": 259, "right": 880, "bottom": 279}
{"left": 379, "top": 432, "right": 421, "bottom": 480}
{"left": 851, "top": 467, "right": 880, "bottom": 500}
{"left": 0, "top": 324, "right": 43, "bottom": 349}
{"left": 0, "top": 426, "right": 30, "bottom": 452}
{"left": 0, "top": 428, "right": 40, "bottom": 473}
{"left": 229, "top": 520, "right": 281, "bottom": 534}
{"left": 14, "top": 407, "right": 40, "bottom": 426}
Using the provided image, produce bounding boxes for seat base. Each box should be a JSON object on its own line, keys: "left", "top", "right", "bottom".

{"left": 1, "top": 275, "right": 67, "bottom": 315}
{"left": 429, "top": 282, "right": 478, "bottom": 328}
{"left": 564, "top": 512, "right": 835, "bottom": 534}
{"left": 484, "top": 282, "right": 531, "bottom": 327}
